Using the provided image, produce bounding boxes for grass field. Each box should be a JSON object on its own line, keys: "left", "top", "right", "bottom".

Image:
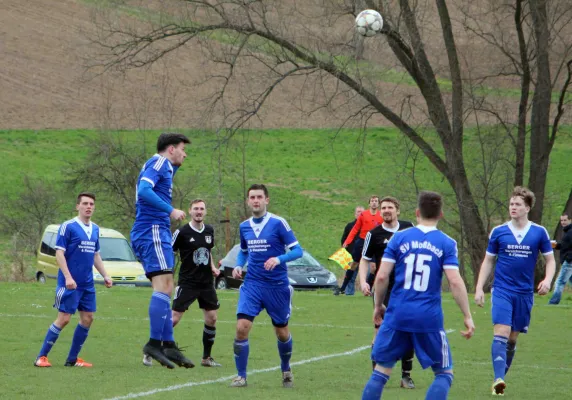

{"left": 1, "top": 281, "right": 571, "bottom": 399}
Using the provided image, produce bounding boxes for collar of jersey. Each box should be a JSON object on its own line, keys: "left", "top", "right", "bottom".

{"left": 74, "top": 216, "right": 93, "bottom": 238}
{"left": 152, "top": 153, "right": 174, "bottom": 172}
{"left": 416, "top": 224, "right": 438, "bottom": 233}
{"left": 188, "top": 222, "right": 205, "bottom": 233}
{"left": 249, "top": 213, "right": 271, "bottom": 238}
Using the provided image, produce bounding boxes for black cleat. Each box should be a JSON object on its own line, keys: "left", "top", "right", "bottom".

{"left": 143, "top": 343, "right": 175, "bottom": 369}
{"left": 163, "top": 344, "right": 195, "bottom": 368}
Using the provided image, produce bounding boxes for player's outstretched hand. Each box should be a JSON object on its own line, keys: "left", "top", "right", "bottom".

{"left": 264, "top": 257, "right": 280, "bottom": 271}
{"left": 65, "top": 277, "right": 77, "bottom": 290}
{"left": 537, "top": 279, "right": 551, "bottom": 295}
{"left": 361, "top": 282, "right": 371, "bottom": 296}
{"left": 103, "top": 275, "right": 113, "bottom": 288}
{"left": 474, "top": 289, "right": 485, "bottom": 307}
{"left": 170, "top": 209, "right": 186, "bottom": 221}
{"left": 461, "top": 316, "right": 475, "bottom": 339}
{"left": 232, "top": 267, "right": 243, "bottom": 279}
{"left": 212, "top": 268, "right": 220, "bottom": 277}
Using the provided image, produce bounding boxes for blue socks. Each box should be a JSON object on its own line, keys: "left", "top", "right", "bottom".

{"left": 277, "top": 335, "right": 293, "bottom": 372}
{"left": 426, "top": 373, "right": 454, "bottom": 399}
{"left": 234, "top": 339, "right": 249, "bottom": 378}
{"left": 362, "top": 370, "right": 389, "bottom": 399}
{"left": 67, "top": 324, "right": 89, "bottom": 362}
{"left": 492, "top": 335, "right": 508, "bottom": 380}
{"left": 505, "top": 341, "right": 517, "bottom": 374}
{"left": 149, "top": 291, "right": 171, "bottom": 341}
{"left": 38, "top": 323, "right": 62, "bottom": 358}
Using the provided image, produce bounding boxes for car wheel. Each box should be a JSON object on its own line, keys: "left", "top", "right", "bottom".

{"left": 37, "top": 272, "right": 46, "bottom": 284}
{"left": 216, "top": 277, "right": 228, "bottom": 290}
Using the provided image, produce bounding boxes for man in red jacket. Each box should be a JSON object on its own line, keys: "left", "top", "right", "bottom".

{"left": 334, "top": 195, "right": 383, "bottom": 295}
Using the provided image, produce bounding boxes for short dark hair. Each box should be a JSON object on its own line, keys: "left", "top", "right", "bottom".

{"left": 562, "top": 212, "right": 570, "bottom": 219}
{"left": 77, "top": 192, "right": 96, "bottom": 204}
{"left": 511, "top": 186, "right": 535, "bottom": 208}
{"left": 156, "top": 132, "right": 190, "bottom": 152}
{"left": 380, "top": 196, "right": 400, "bottom": 211}
{"left": 190, "top": 198, "right": 206, "bottom": 207}
{"left": 247, "top": 184, "right": 269, "bottom": 198}
{"left": 418, "top": 191, "right": 442, "bottom": 219}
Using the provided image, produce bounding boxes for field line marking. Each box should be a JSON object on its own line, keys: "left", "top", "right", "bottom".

{"left": 103, "top": 345, "right": 370, "bottom": 400}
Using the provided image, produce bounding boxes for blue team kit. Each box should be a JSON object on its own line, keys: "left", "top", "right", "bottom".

{"left": 372, "top": 225, "right": 459, "bottom": 371}
{"left": 54, "top": 218, "right": 100, "bottom": 314}
{"left": 131, "top": 154, "right": 179, "bottom": 274}
{"left": 236, "top": 213, "right": 299, "bottom": 325}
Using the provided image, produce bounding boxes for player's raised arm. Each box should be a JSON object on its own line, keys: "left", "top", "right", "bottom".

{"left": 445, "top": 268, "right": 475, "bottom": 339}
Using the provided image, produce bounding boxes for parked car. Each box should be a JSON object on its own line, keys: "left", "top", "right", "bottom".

{"left": 216, "top": 244, "right": 338, "bottom": 290}
{"left": 36, "top": 224, "right": 151, "bottom": 287}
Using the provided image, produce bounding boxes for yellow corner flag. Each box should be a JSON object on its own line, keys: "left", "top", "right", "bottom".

{"left": 328, "top": 247, "right": 353, "bottom": 270}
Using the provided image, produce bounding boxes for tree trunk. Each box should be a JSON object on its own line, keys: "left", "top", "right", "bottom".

{"left": 528, "top": 0, "right": 551, "bottom": 225}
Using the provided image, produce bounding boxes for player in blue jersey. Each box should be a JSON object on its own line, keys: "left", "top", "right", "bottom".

{"left": 362, "top": 191, "right": 475, "bottom": 400}
{"left": 130, "top": 132, "right": 195, "bottom": 369}
{"left": 474, "top": 186, "right": 555, "bottom": 396}
{"left": 230, "top": 184, "right": 303, "bottom": 388}
{"left": 34, "top": 192, "right": 113, "bottom": 368}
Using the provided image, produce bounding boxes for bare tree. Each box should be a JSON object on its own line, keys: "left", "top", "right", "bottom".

{"left": 86, "top": 0, "right": 571, "bottom": 287}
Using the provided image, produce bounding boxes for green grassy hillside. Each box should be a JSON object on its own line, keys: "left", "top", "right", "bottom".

{"left": 0, "top": 128, "right": 570, "bottom": 283}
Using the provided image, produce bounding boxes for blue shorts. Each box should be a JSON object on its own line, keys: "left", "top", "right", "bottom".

{"left": 372, "top": 324, "right": 453, "bottom": 371}
{"left": 54, "top": 286, "right": 96, "bottom": 314}
{"left": 131, "top": 225, "right": 174, "bottom": 275}
{"left": 491, "top": 287, "right": 533, "bottom": 333}
{"left": 236, "top": 281, "right": 293, "bottom": 326}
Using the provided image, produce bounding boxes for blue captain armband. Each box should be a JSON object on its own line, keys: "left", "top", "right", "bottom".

{"left": 137, "top": 181, "right": 174, "bottom": 214}
{"left": 277, "top": 244, "right": 303, "bottom": 265}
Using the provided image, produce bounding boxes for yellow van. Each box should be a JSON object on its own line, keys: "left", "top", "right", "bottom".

{"left": 36, "top": 224, "right": 151, "bottom": 287}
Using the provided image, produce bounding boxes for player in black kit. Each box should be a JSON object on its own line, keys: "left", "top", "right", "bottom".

{"left": 143, "top": 199, "right": 222, "bottom": 368}
{"left": 358, "top": 196, "right": 416, "bottom": 389}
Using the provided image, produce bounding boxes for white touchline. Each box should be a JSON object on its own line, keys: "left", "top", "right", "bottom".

{"left": 103, "top": 345, "right": 371, "bottom": 400}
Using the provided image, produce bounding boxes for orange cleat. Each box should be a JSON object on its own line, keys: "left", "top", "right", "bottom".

{"left": 64, "top": 357, "right": 93, "bottom": 367}
{"left": 34, "top": 356, "right": 52, "bottom": 367}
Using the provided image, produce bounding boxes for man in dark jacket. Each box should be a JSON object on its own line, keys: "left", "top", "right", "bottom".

{"left": 549, "top": 213, "right": 572, "bottom": 304}
{"left": 334, "top": 206, "right": 364, "bottom": 295}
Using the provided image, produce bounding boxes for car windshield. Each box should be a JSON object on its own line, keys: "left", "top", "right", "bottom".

{"left": 99, "top": 238, "right": 137, "bottom": 262}
{"left": 287, "top": 252, "right": 322, "bottom": 269}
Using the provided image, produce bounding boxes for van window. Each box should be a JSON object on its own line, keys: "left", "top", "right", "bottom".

{"left": 99, "top": 237, "right": 137, "bottom": 262}
{"left": 40, "top": 232, "right": 57, "bottom": 256}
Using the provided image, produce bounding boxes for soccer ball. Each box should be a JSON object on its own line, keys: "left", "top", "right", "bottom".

{"left": 355, "top": 10, "right": 383, "bottom": 37}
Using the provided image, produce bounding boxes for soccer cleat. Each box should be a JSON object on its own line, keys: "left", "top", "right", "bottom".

{"left": 282, "top": 370, "right": 294, "bottom": 388}
{"left": 333, "top": 287, "right": 341, "bottom": 296}
{"left": 201, "top": 357, "right": 222, "bottom": 367}
{"left": 142, "top": 353, "right": 153, "bottom": 367}
{"left": 34, "top": 356, "right": 52, "bottom": 368}
{"left": 230, "top": 376, "right": 247, "bottom": 387}
{"left": 162, "top": 344, "right": 195, "bottom": 368}
{"left": 64, "top": 357, "right": 93, "bottom": 367}
{"left": 491, "top": 378, "right": 506, "bottom": 396}
{"left": 142, "top": 343, "right": 175, "bottom": 369}
{"left": 400, "top": 375, "right": 415, "bottom": 389}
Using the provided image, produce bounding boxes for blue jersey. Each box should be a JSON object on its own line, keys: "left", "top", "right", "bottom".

{"left": 239, "top": 213, "right": 298, "bottom": 286}
{"left": 382, "top": 225, "right": 459, "bottom": 332}
{"left": 487, "top": 221, "right": 553, "bottom": 294}
{"left": 55, "top": 217, "right": 100, "bottom": 288}
{"left": 132, "top": 154, "right": 178, "bottom": 237}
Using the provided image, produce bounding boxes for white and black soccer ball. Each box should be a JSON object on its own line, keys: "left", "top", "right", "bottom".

{"left": 355, "top": 9, "right": 384, "bottom": 37}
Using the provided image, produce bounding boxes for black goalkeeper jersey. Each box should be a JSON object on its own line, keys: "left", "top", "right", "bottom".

{"left": 362, "top": 220, "right": 414, "bottom": 289}
{"left": 172, "top": 223, "right": 215, "bottom": 288}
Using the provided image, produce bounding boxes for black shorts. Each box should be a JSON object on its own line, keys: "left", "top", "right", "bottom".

{"left": 351, "top": 238, "right": 365, "bottom": 262}
{"left": 172, "top": 285, "right": 220, "bottom": 312}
